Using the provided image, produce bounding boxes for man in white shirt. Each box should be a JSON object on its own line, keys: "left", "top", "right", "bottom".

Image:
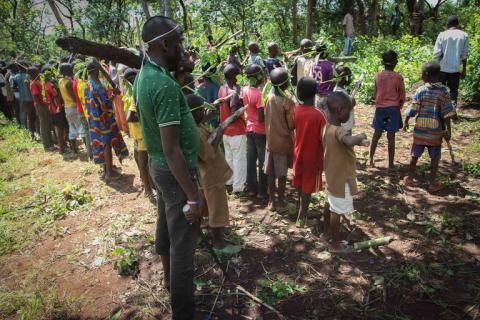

{"left": 342, "top": 10, "right": 355, "bottom": 56}
{"left": 433, "top": 16, "right": 469, "bottom": 108}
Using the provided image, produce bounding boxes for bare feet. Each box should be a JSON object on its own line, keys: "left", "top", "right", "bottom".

{"left": 105, "top": 171, "right": 121, "bottom": 182}
{"left": 369, "top": 159, "right": 375, "bottom": 168}
{"left": 428, "top": 181, "right": 444, "bottom": 193}
{"left": 403, "top": 176, "right": 415, "bottom": 187}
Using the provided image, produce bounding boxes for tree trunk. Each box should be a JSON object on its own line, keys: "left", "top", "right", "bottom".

{"left": 305, "top": 0, "right": 314, "bottom": 39}
{"left": 367, "top": 0, "right": 378, "bottom": 35}
{"left": 292, "top": 0, "right": 298, "bottom": 44}
{"left": 355, "top": 0, "right": 367, "bottom": 35}
{"left": 178, "top": 0, "right": 188, "bottom": 30}
{"left": 47, "top": 0, "right": 67, "bottom": 34}
{"left": 56, "top": 37, "right": 142, "bottom": 68}
{"left": 165, "top": 0, "right": 171, "bottom": 18}
{"left": 410, "top": 0, "right": 424, "bottom": 36}
{"left": 140, "top": 0, "right": 151, "bottom": 18}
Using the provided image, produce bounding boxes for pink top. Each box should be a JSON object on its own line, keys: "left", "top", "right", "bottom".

{"left": 374, "top": 70, "right": 406, "bottom": 108}
{"left": 242, "top": 86, "right": 265, "bottom": 134}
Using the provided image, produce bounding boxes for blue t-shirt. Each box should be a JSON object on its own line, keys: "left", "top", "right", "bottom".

{"left": 197, "top": 78, "right": 219, "bottom": 104}
{"left": 265, "top": 57, "right": 283, "bottom": 73}
{"left": 13, "top": 73, "right": 32, "bottom": 102}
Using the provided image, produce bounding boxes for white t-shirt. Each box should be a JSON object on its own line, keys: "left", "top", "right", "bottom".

{"left": 433, "top": 29, "right": 469, "bottom": 73}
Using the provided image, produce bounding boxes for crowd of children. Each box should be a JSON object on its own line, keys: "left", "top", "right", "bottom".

{"left": 0, "top": 34, "right": 456, "bottom": 253}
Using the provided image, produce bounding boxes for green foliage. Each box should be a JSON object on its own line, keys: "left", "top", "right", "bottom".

{"left": 460, "top": 9, "right": 480, "bottom": 101}
{"left": 258, "top": 277, "right": 306, "bottom": 305}
{"left": 112, "top": 246, "right": 139, "bottom": 277}
{"left": 352, "top": 35, "right": 432, "bottom": 104}
{"left": 460, "top": 161, "right": 480, "bottom": 177}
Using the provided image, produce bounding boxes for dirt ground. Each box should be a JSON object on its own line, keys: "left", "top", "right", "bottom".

{"left": 1, "top": 103, "right": 479, "bottom": 320}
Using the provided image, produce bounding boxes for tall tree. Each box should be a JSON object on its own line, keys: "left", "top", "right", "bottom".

{"left": 47, "top": 0, "right": 67, "bottom": 34}
{"left": 140, "top": 0, "right": 151, "bottom": 18}
{"left": 292, "top": 0, "right": 298, "bottom": 44}
{"left": 367, "top": 0, "right": 378, "bottom": 34}
{"left": 355, "top": 0, "right": 367, "bottom": 34}
{"left": 407, "top": 0, "right": 425, "bottom": 35}
{"left": 305, "top": 0, "right": 314, "bottom": 39}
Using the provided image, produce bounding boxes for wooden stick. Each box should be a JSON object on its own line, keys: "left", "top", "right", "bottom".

{"left": 213, "top": 30, "right": 244, "bottom": 50}
{"left": 92, "top": 58, "right": 117, "bottom": 89}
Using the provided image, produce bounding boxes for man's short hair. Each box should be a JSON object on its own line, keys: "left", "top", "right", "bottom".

{"left": 447, "top": 16, "right": 459, "bottom": 28}
{"left": 142, "top": 15, "right": 177, "bottom": 43}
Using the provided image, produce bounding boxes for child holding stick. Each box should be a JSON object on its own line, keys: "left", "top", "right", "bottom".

{"left": 323, "top": 92, "right": 369, "bottom": 251}
{"left": 403, "top": 62, "right": 455, "bottom": 193}
{"left": 187, "top": 94, "right": 232, "bottom": 249}
{"left": 293, "top": 77, "right": 327, "bottom": 227}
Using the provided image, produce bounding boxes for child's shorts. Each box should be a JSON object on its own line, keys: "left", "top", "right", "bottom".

{"left": 411, "top": 144, "right": 441, "bottom": 160}
{"left": 371, "top": 106, "right": 403, "bottom": 133}
{"left": 129, "top": 122, "right": 146, "bottom": 151}
{"left": 65, "top": 107, "right": 86, "bottom": 139}
{"left": 264, "top": 150, "right": 289, "bottom": 178}
{"left": 328, "top": 183, "right": 354, "bottom": 215}
{"left": 200, "top": 185, "right": 229, "bottom": 228}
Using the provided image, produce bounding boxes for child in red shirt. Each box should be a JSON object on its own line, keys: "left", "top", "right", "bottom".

{"left": 369, "top": 50, "right": 406, "bottom": 169}
{"left": 293, "top": 77, "right": 328, "bottom": 227}
{"left": 242, "top": 64, "right": 267, "bottom": 198}
{"left": 218, "top": 64, "right": 247, "bottom": 194}
{"left": 43, "top": 67, "right": 68, "bottom": 153}
{"left": 28, "top": 67, "right": 53, "bottom": 151}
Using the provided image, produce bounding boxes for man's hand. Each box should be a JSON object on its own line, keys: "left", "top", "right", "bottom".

{"left": 461, "top": 69, "right": 467, "bottom": 79}
{"left": 184, "top": 202, "right": 200, "bottom": 224}
{"left": 403, "top": 121, "right": 409, "bottom": 132}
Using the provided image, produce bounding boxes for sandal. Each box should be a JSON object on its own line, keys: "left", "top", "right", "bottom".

{"left": 428, "top": 181, "right": 444, "bottom": 193}
{"left": 403, "top": 176, "right": 415, "bottom": 187}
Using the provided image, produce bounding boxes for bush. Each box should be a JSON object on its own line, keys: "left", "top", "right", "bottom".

{"left": 460, "top": 11, "right": 480, "bottom": 102}
{"left": 351, "top": 35, "right": 432, "bottom": 104}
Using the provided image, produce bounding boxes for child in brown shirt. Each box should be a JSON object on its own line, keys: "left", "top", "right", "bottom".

{"left": 323, "top": 92, "right": 369, "bottom": 251}
{"left": 264, "top": 68, "right": 295, "bottom": 211}
{"left": 187, "top": 94, "right": 232, "bottom": 249}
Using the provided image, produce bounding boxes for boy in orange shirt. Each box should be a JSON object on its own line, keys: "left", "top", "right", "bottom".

{"left": 369, "top": 50, "right": 406, "bottom": 170}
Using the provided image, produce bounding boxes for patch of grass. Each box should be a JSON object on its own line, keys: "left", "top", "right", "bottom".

{"left": 0, "top": 270, "right": 83, "bottom": 319}
{"left": 424, "top": 211, "right": 459, "bottom": 238}
{"left": 387, "top": 205, "right": 402, "bottom": 222}
{"left": 460, "top": 161, "right": 480, "bottom": 177}
{"left": 416, "top": 163, "right": 430, "bottom": 176}
{"left": 0, "top": 183, "right": 93, "bottom": 255}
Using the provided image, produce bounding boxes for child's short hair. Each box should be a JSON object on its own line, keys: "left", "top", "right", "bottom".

{"left": 382, "top": 50, "right": 398, "bottom": 67}
{"left": 267, "top": 42, "right": 278, "bottom": 52}
{"left": 422, "top": 61, "right": 441, "bottom": 78}
{"left": 59, "top": 63, "right": 74, "bottom": 76}
{"left": 248, "top": 42, "right": 260, "bottom": 53}
{"left": 124, "top": 68, "right": 138, "bottom": 84}
{"left": 297, "top": 77, "right": 317, "bottom": 102}
{"left": 224, "top": 64, "right": 241, "bottom": 80}
{"left": 300, "top": 38, "right": 313, "bottom": 49}
{"left": 315, "top": 41, "right": 327, "bottom": 53}
{"left": 270, "top": 67, "right": 289, "bottom": 87}
{"left": 327, "top": 91, "right": 352, "bottom": 114}
{"left": 245, "top": 64, "right": 262, "bottom": 77}
{"left": 186, "top": 94, "right": 205, "bottom": 124}
{"left": 335, "top": 66, "right": 352, "bottom": 83}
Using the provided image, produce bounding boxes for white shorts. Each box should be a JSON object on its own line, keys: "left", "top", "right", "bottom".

{"left": 328, "top": 183, "right": 354, "bottom": 215}
{"left": 65, "top": 107, "right": 86, "bottom": 140}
